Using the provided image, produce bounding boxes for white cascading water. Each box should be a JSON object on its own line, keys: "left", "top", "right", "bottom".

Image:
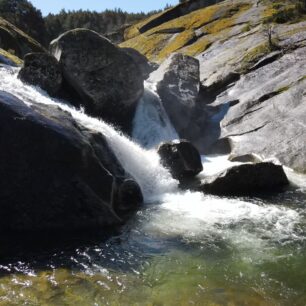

{"left": 0, "top": 65, "right": 304, "bottom": 249}
{"left": 132, "top": 81, "right": 178, "bottom": 148}
{"left": 0, "top": 66, "right": 178, "bottom": 201}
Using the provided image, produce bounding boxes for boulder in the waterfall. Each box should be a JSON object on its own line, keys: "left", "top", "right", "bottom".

{"left": 112, "top": 178, "right": 143, "bottom": 217}
{"left": 18, "top": 53, "right": 63, "bottom": 96}
{"left": 157, "top": 140, "right": 203, "bottom": 180}
{"left": 198, "top": 162, "right": 289, "bottom": 196}
{"left": 122, "top": 48, "right": 157, "bottom": 79}
{"left": 0, "top": 91, "right": 143, "bottom": 234}
{"left": 148, "top": 53, "right": 200, "bottom": 136}
{"left": 50, "top": 29, "right": 144, "bottom": 133}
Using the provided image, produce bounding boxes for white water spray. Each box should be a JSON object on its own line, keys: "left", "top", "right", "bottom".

{"left": 132, "top": 81, "right": 178, "bottom": 149}
{"left": 0, "top": 66, "right": 178, "bottom": 201}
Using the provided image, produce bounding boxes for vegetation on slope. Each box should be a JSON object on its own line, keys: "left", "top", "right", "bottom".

{"left": 120, "top": 1, "right": 252, "bottom": 62}
{"left": 121, "top": 0, "right": 306, "bottom": 64}
{"left": 44, "top": 9, "right": 163, "bottom": 44}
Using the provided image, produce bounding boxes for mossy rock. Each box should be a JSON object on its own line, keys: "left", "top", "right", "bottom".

{"left": 0, "top": 48, "right": 23, "bottom": 66}
{"left": 121, "top": 1, "right": 251, "bottom": 62}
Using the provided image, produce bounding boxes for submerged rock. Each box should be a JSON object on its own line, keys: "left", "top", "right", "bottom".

{"left": 50, "top": 29, "right": 144, "bottom": 133}
{"left": 0, "top": 91, "right": 143, "bottom": 233}
{"left": 18, "top": 53, "right": 62, "bottom": 96}
{"left": 199, "top": 162, "right": 289, "bottom": 196}
{"left": 157, "top": 140, "right": 203, "bottom": 180}
{"left": 149, "top": 53, "right": 200, "bottom": 136}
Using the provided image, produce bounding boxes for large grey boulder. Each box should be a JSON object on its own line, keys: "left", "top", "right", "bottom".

{"left": 18, "top": 53, "right": 62, "bottom": 96}
{"left": 214, "top": 46, "right": 306, "bottom": 173}
{"left": 149, "top": 53, "right": 200, "bottom": 136}
{"left": 157, "top": 140, "right": 203, "bottom": 180}
{"left": 122, "top": 47, "right": 157, "bottom": 79}
{"left": 198, "top": 162, "right": 289, "bottom": 196}
{"left": 50, "top": 29, "right": 144, "bottom": 133}
{"left": 0, "top": 91, "right": 143, "bottom": 233}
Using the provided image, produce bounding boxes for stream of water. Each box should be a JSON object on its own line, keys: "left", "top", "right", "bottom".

{"left": 0, "top": 66, "right": 305, "bottom": 305}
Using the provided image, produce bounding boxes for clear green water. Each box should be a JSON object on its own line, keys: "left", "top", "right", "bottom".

{"left": 0, "top": 188, "right": 305, "bottom": 306}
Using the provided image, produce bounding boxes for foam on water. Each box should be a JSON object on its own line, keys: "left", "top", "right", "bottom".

{"left": 145, "top": 191, "right": 304, "bottom": 249}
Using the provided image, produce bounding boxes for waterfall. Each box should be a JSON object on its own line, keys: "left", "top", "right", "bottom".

{"left": 132, "top": 82, "right": 178, "bottom": 149}
{"left": 0, "top": 65, "right": 304, "bottom": 248}
{"left": 0, "top": 66, "right": 178, "bottom": 201}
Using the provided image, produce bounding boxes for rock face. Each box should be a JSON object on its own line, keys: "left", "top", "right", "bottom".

{"left": 0, "top": 48, "right": 23, "bottom": 66}
{"left": 122, "top": 48, "right": 157, "bottom": 79}
{"left": 18, "top": 53, "right": 62, "bottom": 96}
{"left": 123, "top": 0, "right": 306, "bottom": 170}
{"left": 0, "top": 91, "right": 143, "bottom": 233}
{"left": 157, "top": 140, "right": 203, "bottom": 180}
{"left": 50, "top": 29, "right": 144, "bottom": 133}
{"left": 216, "top": 46, "right": 306, "bottom": 173}
{"left": 149, "top": 53, "right": 200, "bottom": 136}
{"left": 199, "top": 163, "right": 289, "bottom": 196}
{"left": 0, "top": 17, "right": 45, "bottom": 59}
{"left": 138, "top": 0, "right": 223, "bottom": 34}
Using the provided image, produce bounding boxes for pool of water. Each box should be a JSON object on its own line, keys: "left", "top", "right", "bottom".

{"left": 0, "top": 185, "right": 305, "bottom": 306}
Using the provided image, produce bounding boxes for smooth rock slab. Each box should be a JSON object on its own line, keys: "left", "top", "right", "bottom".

{"left": 199, "top": 162, "right": 289, "bottom": 196}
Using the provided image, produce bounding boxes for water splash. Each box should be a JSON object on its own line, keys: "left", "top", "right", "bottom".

{"left": 132, "top": 81, "right": 178, "bottom": 149}
{"left": 0, "top": 66, "right": 178, "bottom": 201}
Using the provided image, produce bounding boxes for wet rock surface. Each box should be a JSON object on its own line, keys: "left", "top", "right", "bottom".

{"left": 158, "top": 140, "right": 203, "bottom": 180}
{"left": 50, "top": 29, "right": 144, "bottom": 133}
{"left": 0, "top": 91, "right": 143, "bottom": 233}
{"left": 18, "top": 53, "right": 62, "bottom": 96}
{"left": 198, "top": 162, "right": 289, "bottom": 196}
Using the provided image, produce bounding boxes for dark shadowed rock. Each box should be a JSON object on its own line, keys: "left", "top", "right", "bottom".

{"left": 157, "top": 140, "right": 203, "bottom": 180}
{"left": 0, "top": 17, "right": 45, "bottom": 59}
{"left": 0, "top": 91, "right": 143, "bottom": 234}
{"left": 199, "top": 162, "right": 289, "bottom": 196}
{"left": 18, "top": 53, "right": 62, "bottom": 96}
{"left": 149, "top": 53, "right": 200, "bottom": 136}
{"left": 205, "top": 137, "right": 233, "bottom": 155}
{"left": 50, "top": 29, "right": 144, "bottom": 133}
{"left": 112, "top": 179, "right": 143, "bottom": 217}
{"left": 122, "top": 47, "right": 157, "bottom": 79}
